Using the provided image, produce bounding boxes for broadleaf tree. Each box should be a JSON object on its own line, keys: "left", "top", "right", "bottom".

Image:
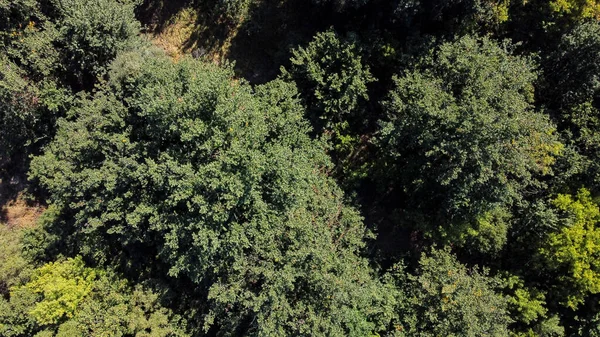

{"left": 30, "top": 50, "right": 397, "bottom": 336}
{"left": 376, "top": 36, "right": 563, "bottom": 253}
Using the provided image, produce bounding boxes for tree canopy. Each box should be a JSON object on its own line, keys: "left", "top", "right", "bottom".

{"left": 29, "top": 51, "right": 396, "bottom": 336}
{"left": 376, "top": 36, "right": 563, "bottom": 253}
{"left": 2, "top": 0, "right": 600, "bottom": 335}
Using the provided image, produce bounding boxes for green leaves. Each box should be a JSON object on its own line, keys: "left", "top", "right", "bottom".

{"left": 284, "top": 30, "right": 375, "bottom": 130}
{"left": 31, "top": 51, "right": 396, "bottom": 335}
{"left": 49, "top": 0, "right": 142, "bottom": 88}
{"left": 376, "top": 36, "right": 563, "bottom": 251}
{"left": 390, "top": 248, "right": 511, "bottom": 336}
{"left": 19, "top": 257, "right": 96, "bottom": 325}
{"left": 1, "top": 256, "right": 189, "bottom": 337}
{"left": 541, "top": 188, "right": 600, "bottom": 309}
{"left": 3, "top": 2, "right": 598, "bottom": 335}
{"left": 543, "top": 22, "right": 600, "bottom": 191}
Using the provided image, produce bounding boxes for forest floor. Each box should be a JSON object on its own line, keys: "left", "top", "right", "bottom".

{"left": 0, "top": 176, "right": 44, "bottom": 229}
{"left": 136, "top": 0, "right": 329, "bottom": 83}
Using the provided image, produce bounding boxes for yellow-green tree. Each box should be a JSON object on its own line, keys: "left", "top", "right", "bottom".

{"left": 1, "top": 256, "right": 189, "bottom": 336}
{"left": 20, "top": 256, "right": 96, "bottom": 325}
{"left": 550, "top": 0, "right": 600, "bottom": 20}
{"left": 541, "top": 188, "right": 600, "bottom": 309}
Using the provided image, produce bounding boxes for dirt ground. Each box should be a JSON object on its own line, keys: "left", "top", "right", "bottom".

{"left": 0, "top": 176, "right": 44, "bottom": 229}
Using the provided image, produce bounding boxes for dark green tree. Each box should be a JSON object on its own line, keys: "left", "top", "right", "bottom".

{"left": 0, "top": 0, "right": 141, "bottom": 179}
{"left": 283, "top": 30, "right": 375, "bottom": 133}
{"left": 30, "top": 51, "right": 396, "bottom": 336}
{"left": 0, "top": 55, "right": 68, "bottom": 179}
{"left": 542, "top": 22, "right": 600, "bottom": 192}
{"left": 49, "top": 0, "right": 142, "bottom": 88}
{"left": 282, "top": 30, "right": 376, "bottom": 184}
{"left": 3, "top": 0, "right": 141, "bottom": 89}
{"left": 376, "top": 36, "right": 563, "bottom": 253}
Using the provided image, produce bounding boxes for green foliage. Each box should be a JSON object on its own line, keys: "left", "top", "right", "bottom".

{"left": 392, "top": 0, "right": 511, "bottom": 34}
{"left": 544, "top": 22, "right": 600, "bottom": 191}
{"left": 376, "top": 36, "right": 563, "bottom": 251}
{"left": 1, "top": 256, "right": 189, "bottom": 337}
{"left": 547, "top": 21, "right": 600, "bottom": 123}
{"left": 540, "top": 188, "right": 600, "bottom": 309}
{"left": 510, "top": 315, "right": 565, "bottom": 337}
{"left": 0, "top": 57, "right": 37, "bottom": 172}
{"left": 0, "top": 285, "right": 39, "bottom": 337}
{"left": 550, "top": 0, "right": 600, "bottom": 20}
{"left": 0, "top": 56, "right": 68, "bottom": 176}
{"left": 283, "top": 30, "right": 376, "bottom": 186}
{"left": 53, "top": 276, "right": 189, "bottom": 337}
{"left": 502, "top": 274, "right": 565, "bottom": 337}
{"left": 504, "top": 275, "right": 548, "bottom": 325}
{"left": 215, "top": 0, "right": 253, "bottom": 24}
{"left": 0, "top": 0, "right": 140, "bottom": 176}
{"left": 0, "top": 224, "right": 38, "bottom": 337}
{"left": 0, "top": 0, "right": 39, "bottom": 34}
{"left": 390, "top": 248, "right": 511, "bottom": 336}
{"left": 49, "top": 0, "right": 141, "bottom": 86}
{"left": 283, "top": 30, "right": 375, "bottom": 131}
{"left": 0, "top": 225, "right": 33, "bottom": 299}
{"left": 30, "top": 52, "right": 395, "bottom": 335}
{"left": 3, "top": 0, "right": 600, "bottom": 335}
{"left": 572, "top": 311, "right": 600, "bottom": 337}
{"left": 462, "top": 206, "right": 512, "bottom": 254}
{"left": 3, "top": 0, "right": 141, "bottom": 89}
{"left": 20, "top": 256, "right": 97, "bottom": 325}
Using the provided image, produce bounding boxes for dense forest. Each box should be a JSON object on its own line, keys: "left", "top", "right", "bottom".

{"left": 0, "top": 0, "right": 599, "bottom": 336}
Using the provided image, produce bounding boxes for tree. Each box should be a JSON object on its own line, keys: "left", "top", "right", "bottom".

{"left": 549, "top": 0, "right": 600, "bottom": 20}
{"left": 214, "top": 0, "right": 254, "bottom": 24}
{"left": 21, "top": 256, "right": 96, "bottom": 325}
{"left": 1, "top": 257, "right": 189, "bottom": 337}
{"left": 540, "top": 188, "right": 600, "bottom": 309}
{"left": 502, "top": 274, "right": 565, "bottom": 337}
{"left": 30, "top": 51, "right": 396, "bottom": 336}
{"left": 388, "top": 248, "right": 511, "bottom": 336}
{"left": 375, "top": 36, "right": 563, "bottom": 253}
{"left": 0, "top": 0, "right": 39, "bottom": 36}
{"left": 0, "top": 56, "right": 68, "bottom": 177}
{"left": 283, "top": 30, "right": 375, "bottom": 133}
{"left": 3, "top": 0, "right": 141, "bottom": 90}
{"left": 542, "top": 22, "right": 600, "bottom": 192}
{"left": 390, "top": 0, "right": 510, "bottom": 35}
{"left": 282, "top": 30, "right": 376, "bottom": 184}
{"left": 0, "top": 225, "right": 33, "bottom": 298}
{"left": 46, "top": 0, "right": 142, "bottom": 89}
{"left": 0, "top": 0, "right": 141, "bottom": 178}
